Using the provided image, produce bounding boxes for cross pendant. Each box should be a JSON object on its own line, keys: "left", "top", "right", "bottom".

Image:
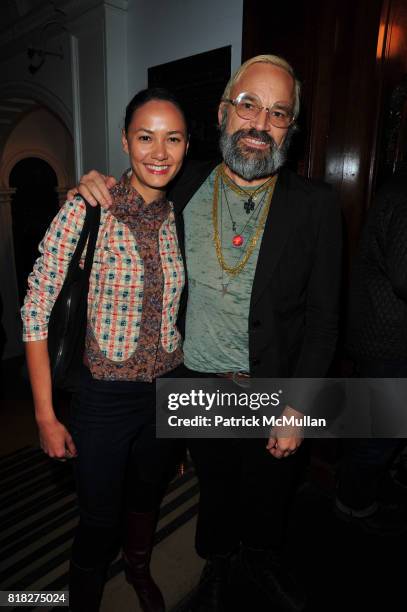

{"left": 244, "top": 197, "right": 255, "bottom": 214}
{"left": 221, "top": 284, "right": 229, "bottom": 297}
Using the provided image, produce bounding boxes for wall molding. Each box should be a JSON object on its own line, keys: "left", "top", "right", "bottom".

{"left": 0, "top": 80, "right": 73, "bottom": 134}
{"left": 1, "top": 148, "right": 69, "bottom": 189}
{"left": 70, "top": 34, "right": 83, "bottom": 180}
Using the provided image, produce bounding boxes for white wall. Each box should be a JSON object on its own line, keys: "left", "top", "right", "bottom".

{"left": 104, "top": 3, "right": 129, "bottom": 177}
{"left": 70, "top": 2, "right": 129, "bottom": 178}
{"left": 70, "top": 8, "right": 109, "bottom": 176}
{"left": 127, "top": 0, "right": 243, "bottom": 95}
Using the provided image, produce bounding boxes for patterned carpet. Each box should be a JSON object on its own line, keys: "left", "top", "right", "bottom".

{"left": 0, "top": 446, "right": 199, "bottom": 612}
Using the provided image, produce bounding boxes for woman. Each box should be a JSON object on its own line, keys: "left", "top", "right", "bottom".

{"left": 21, "top": 88, "right": 189, "bottom": 612}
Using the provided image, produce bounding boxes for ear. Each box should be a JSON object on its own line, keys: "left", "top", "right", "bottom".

{"left": 121, "top": 129, "right": 129, "bottom": 155}
{"left": 218, "top": 102, "right": 226, "bottom": 128}
{"left": 185, "top": 137, "right": 190, "bottom": 156}
{"left": 276, "top": 131, "right": 288, "bottom": 150}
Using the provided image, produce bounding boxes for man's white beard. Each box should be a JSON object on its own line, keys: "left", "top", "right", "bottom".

{"left": 218, "top": 119, "right": 292, "bottom": 181}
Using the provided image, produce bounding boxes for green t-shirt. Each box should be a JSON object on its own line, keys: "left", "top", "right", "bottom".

{"left": 183, "top": 166, "right": 267, "bottom": 372}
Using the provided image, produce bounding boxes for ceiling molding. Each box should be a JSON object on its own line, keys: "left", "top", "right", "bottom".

{"left": 0, "top": 1, "right": 128, "bottom": 60}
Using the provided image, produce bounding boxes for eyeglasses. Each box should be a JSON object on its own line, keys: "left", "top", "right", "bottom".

{"left": 223, "top": 92, "right": 295, "bottom": 129}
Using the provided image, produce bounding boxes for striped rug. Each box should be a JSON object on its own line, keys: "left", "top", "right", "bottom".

{"left": 0, "top": 446, "right": 200, "bottom": 611}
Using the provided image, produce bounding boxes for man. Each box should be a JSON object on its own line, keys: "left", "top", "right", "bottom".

{"left": 74, "top": 55, "right": 342, "bottom": 611}
{"left": 337, "top": 168, "right": 407, "bottom": 535}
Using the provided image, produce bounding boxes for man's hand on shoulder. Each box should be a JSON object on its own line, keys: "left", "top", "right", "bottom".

{"left": 66, "top": 170, "right": 117, "bottom": 207}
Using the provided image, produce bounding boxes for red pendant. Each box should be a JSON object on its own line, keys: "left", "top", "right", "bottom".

{"left": 232, "top": 234, "right": 244, "bottom": 247}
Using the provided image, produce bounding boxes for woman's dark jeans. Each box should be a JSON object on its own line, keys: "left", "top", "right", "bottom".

{"left": 69, "top": 367, "right": 182, "bottom": 568}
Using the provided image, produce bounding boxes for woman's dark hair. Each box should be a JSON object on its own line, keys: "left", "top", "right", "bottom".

{"left": 124, "top": 87, "right": 188, "bottom": 134}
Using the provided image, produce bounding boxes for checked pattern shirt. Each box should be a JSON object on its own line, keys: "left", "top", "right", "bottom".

{"left": 21, "top": 174, "right": 184, "bottom": 381}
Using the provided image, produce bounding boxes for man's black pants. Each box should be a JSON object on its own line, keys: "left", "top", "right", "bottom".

{"left": 189, "top": 438, "right": 303, "bottom": 558}
{"left": 177, "top": 365, "right": 303, "bottom": 559}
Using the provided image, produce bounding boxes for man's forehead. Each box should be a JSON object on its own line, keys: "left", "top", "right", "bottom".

{"left": 231, "top": 63, "right": 294, "bottom": 101}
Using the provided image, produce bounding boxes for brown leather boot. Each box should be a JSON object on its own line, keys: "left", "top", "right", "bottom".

{"left": 122, "top": 511, "right": 165, "bottom": 612}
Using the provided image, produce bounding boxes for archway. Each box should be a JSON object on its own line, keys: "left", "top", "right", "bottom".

{"left": 9, "top": 157, "right": 58, "bottom": 303}
{"left": 0, "top": 102, "right": 74, "bottom": 359}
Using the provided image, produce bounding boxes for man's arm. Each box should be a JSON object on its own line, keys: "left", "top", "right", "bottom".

{"left": 386, "top": 197, "right": 407, "bottom": 302}
{"left": 293, "top": 189, "right": 342, "bottom": 377}
{"left": 67, "top": 170, "right": 117, "bottom": 207}
{"left": 267, "top": 188, "right": 342, "bottom": 458}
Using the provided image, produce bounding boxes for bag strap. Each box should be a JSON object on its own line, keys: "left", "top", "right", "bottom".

{"left": 66, "top": 198, "right": 101, "bottom": 279}
{"left": 83, "top": 202, "right": 101, "bottom": 276}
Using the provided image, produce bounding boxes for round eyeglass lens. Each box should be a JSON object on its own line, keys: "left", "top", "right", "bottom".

{"left": 234, "top": 93, "right": 262, "bottom": 120}
{"left": 234, "top": 93, "right": 293, "bottom": 128}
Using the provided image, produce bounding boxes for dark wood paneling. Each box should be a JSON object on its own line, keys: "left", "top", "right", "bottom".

{"left": 325, "top": 0, "right": 383, "bottom": 251}
{"left": 242, "top": 0, "right": 384, "bottom": 252}
{"left": 385, "top": 0, "right": 407, "bottom": 87}
{"left": 242, "top": 1, "right": 317, "bottom": 173}
{"left": 376, "top": 0, "right": 407, "bottom": 183}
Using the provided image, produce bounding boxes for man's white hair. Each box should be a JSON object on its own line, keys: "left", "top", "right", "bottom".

{"left": 222, "top": 54, "right": 301, "bottom": 119}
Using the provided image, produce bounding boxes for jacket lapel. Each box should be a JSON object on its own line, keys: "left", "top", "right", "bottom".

{"left": 250, "top": 168, "right": 300, "bottom": 307}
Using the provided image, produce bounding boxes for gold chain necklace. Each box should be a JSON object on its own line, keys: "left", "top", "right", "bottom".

{"left": 219, "top": 163, "right": 276, "bottom": 213}
{"left": 213, "top": 165, "right": 277, "bottom": 276}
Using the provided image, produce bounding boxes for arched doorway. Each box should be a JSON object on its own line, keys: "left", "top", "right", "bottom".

{"left": 9, "top": 157, "right": 59, "bottom": 303}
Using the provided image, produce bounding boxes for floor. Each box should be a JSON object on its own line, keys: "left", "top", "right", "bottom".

{"left": 0, "top": 357, "right": 204, "bottom": 611}
{"left": 1, "top": 357, "right": 406, "bottom": 612}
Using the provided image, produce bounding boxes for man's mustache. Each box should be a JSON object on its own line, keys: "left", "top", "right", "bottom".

{"left": 234, "top": 128, "right": 275, "bottom": 147}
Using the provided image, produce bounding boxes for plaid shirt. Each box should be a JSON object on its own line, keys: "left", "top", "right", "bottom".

{"left": 21, "top": 191, "right": 184, "bottom": 378}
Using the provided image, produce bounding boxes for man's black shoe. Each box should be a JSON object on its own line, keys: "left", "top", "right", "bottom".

{"left": 190, "top": 554, "right": 231, "bottom": 612}
{"left": 334, "top": 496, "right": 407, "bottom": 536}
{"left": 393, "top": 464, "right": 407, "bottom": 489}
{"left": 240, "top": 547, "right": 306, "bottom": 612}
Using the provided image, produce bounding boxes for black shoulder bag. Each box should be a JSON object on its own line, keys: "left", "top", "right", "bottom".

{"left": 47, "top": 201, "right": 101, "bottom": 392}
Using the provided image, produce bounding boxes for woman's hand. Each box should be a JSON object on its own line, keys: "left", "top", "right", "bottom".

{"left": 25, "top": 340, "right": 76, "bottom": 460}
{"left": 66, "top": 170, "right": 117, "bottom": 207}
{"left": 37, "top": 417, "right": 77, "bottom": 460}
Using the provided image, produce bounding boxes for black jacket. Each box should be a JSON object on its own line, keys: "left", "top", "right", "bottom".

{"left": 347, "top": 172, "right": 407, "bottom": 361}
{"left": 169, "top": 160, "right": 342, "bottom": 377}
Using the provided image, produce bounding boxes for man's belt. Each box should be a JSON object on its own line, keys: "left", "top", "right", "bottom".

{"left": 216, "top": 371, "right": 251, "bottom": 380}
